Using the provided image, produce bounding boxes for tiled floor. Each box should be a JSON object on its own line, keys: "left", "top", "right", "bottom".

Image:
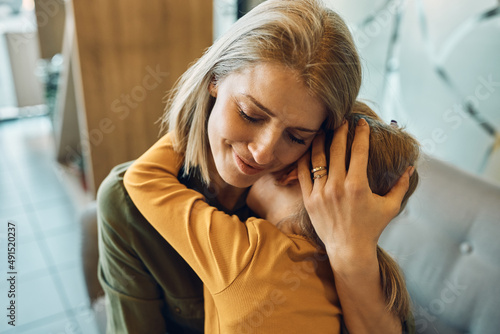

{"left": 0, "top": 116, "right": 100, "bottom": 333}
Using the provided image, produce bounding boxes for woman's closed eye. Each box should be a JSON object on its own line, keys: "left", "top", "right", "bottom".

{"left": 288, "top": 133, "right": 306, "bottom": 145}
{"left": 238, "top": 107, "right": 306, "bottom": 145}
{"left": 238, "top": 109, "right": 260, "bottom": 123}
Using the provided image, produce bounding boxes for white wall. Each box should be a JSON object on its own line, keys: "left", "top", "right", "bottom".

{"left": 213, "top": 0, "right": 237, "bottom": 40}
{"left": 329, "top": 0, "right": 500, "bottom": 183}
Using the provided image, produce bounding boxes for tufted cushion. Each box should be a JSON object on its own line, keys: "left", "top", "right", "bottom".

{"left": 379, "top": 156, "right": 500, "bottom": 334}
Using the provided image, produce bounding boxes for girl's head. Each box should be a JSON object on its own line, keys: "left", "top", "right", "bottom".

{"left": 248, "top": 102, "right": 421, "bottom": 237}
{"left": 162, "top": 0, "right": 361, "bottom": 185}
{"left": 247, "top": 101, "right": 420, "bottom": 323}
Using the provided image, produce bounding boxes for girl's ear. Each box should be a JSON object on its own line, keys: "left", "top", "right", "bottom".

{"left": 209, "top": 79, "right": 218, "bottom": 98}
{"left": 276, "top": 168, "right": 299, "bottom": 186}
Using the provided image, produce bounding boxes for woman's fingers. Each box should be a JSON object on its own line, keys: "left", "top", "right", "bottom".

{"left": 298, "top": 151, "right": 313, "bottom": 197}
{"left": 346, "top": 118, "right": 370, "bottom": 184}
{"left": 310, "top": 133, "right": 328, "bottom": 186}
{"left": 383, "top": 166, "right": 414, "bottom": 217}
{"left": 328, "top": 120, "right": 349, "bottom": 183}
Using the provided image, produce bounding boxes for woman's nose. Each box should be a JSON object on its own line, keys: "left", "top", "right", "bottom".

{"left": 248, "top": 128, "right": 280, "bottom": 166}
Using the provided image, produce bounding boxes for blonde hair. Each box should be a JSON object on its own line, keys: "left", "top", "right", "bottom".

{"left": 296, "top": 101, "right": 420, "bottom": 323}
{"left": 161, "top": 0, "right": 361, "bottom": 183}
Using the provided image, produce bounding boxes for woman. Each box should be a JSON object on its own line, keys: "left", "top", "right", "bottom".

{"left": 97, "top": 0, "right": 409, "bottom": 332}
{"left": 123, "top": 110, "right": 420, "bottom": 333}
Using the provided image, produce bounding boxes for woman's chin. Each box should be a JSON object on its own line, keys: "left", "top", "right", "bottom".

{"left": 219, "top": 170, "right": 257, "bottom": 189}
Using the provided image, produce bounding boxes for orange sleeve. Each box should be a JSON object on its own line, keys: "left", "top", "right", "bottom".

{"left": 123, "top": 133, "right": 259, "bottom": 294}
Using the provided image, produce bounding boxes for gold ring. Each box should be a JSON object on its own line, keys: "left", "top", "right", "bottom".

{"left": 311, "top": 166, "right": 327, "bottom": 173}
{"left": 313, "top": 172, "right": 327, "bottom": 180}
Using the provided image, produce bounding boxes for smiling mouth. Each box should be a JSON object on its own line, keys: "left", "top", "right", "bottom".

{"left": 233, "top": 150, "right": 265, "bottom": 176}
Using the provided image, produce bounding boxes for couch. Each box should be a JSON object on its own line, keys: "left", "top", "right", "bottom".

{"left": 81, "top": 155, "right": 500, "bottom": 333}
{"left": 379, "top": 156, "right": 500, "bottom": 334}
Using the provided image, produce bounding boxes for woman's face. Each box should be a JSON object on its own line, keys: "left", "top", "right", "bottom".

{"left": 207, "top": 63, "right": 327, "bottom": 189}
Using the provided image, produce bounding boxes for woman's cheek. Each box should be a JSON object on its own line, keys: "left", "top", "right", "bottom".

{"left": 279, "top": 144, "right": 310, "bottom": 167}
{"left": 213, "top": 105, "right": 250, "bottom": 142}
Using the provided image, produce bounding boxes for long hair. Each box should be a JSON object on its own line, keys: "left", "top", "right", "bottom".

{"left": 296, "top": 101, "right": 420, "bottom": 323}
{"left": 161, "top": 0, "right": 361, "bottom": 183}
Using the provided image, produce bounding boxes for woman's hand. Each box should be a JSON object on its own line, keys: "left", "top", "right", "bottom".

{"left": 297, "top": 118, "right": 413, "bottom": 267}
{"left": 298, "top": 118, "right": 413, "bottom": 333}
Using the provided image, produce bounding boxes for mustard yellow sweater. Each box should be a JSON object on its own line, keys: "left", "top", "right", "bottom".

{"left": 124, "top": 133, "right": 342, "bottom": 333}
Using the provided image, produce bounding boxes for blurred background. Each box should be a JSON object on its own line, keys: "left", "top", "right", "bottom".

{"left": 0, "top": 0, "right": 498, "bottom": 332}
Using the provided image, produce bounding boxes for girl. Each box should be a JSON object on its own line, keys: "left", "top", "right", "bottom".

{"left": 123, "top": 109, "right": 419, "bottom": 333}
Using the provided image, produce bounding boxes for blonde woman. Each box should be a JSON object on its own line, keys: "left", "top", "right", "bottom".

{"left": 123, "top": 109, "right": 419, "bottom": 333}
{"left": 97, "top": 0, "right": 412, "bottom": 332}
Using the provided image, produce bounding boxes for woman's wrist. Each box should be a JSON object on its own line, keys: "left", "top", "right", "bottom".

{"left": 326, "top": 243, "right": 379, "bottom": 277}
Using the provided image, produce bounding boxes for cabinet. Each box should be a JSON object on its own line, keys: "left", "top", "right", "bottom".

{"left": 63, "top": 0, "right": 213, "bottom": 197}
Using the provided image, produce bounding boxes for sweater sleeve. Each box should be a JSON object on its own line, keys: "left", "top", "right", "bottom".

{"left": 123, "top": 133, "right": 259, "bottom": 294}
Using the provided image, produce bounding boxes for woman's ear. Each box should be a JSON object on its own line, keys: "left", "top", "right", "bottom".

{"left": 209, "top": 79, "right": 218, "bottom": 98}
{"left": 276, "top": 168, "right": 299, "bottom": 186}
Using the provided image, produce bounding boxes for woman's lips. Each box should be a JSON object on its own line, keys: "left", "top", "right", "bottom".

{"left": 233, "top": 150, "right": 265, "bottom": 176}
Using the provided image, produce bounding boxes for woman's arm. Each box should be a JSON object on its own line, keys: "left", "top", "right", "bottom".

{"left": 123, "top": 133, "right": 258, "bottom": 293}
{"left": 298, "top": 119, "right": 413, "bottom": 334}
